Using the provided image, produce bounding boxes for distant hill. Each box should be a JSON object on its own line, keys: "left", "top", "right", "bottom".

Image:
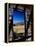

{"left": 13, "top": 22, "right": 25, "bottom": 26}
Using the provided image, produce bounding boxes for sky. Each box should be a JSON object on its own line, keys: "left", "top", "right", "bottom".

{"left": 13, "top": 9, "right": 25, "bottom": 24}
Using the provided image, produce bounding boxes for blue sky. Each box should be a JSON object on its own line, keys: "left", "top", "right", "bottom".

{"left": 13, "top": 10, "right": 25, "bottom": 24}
